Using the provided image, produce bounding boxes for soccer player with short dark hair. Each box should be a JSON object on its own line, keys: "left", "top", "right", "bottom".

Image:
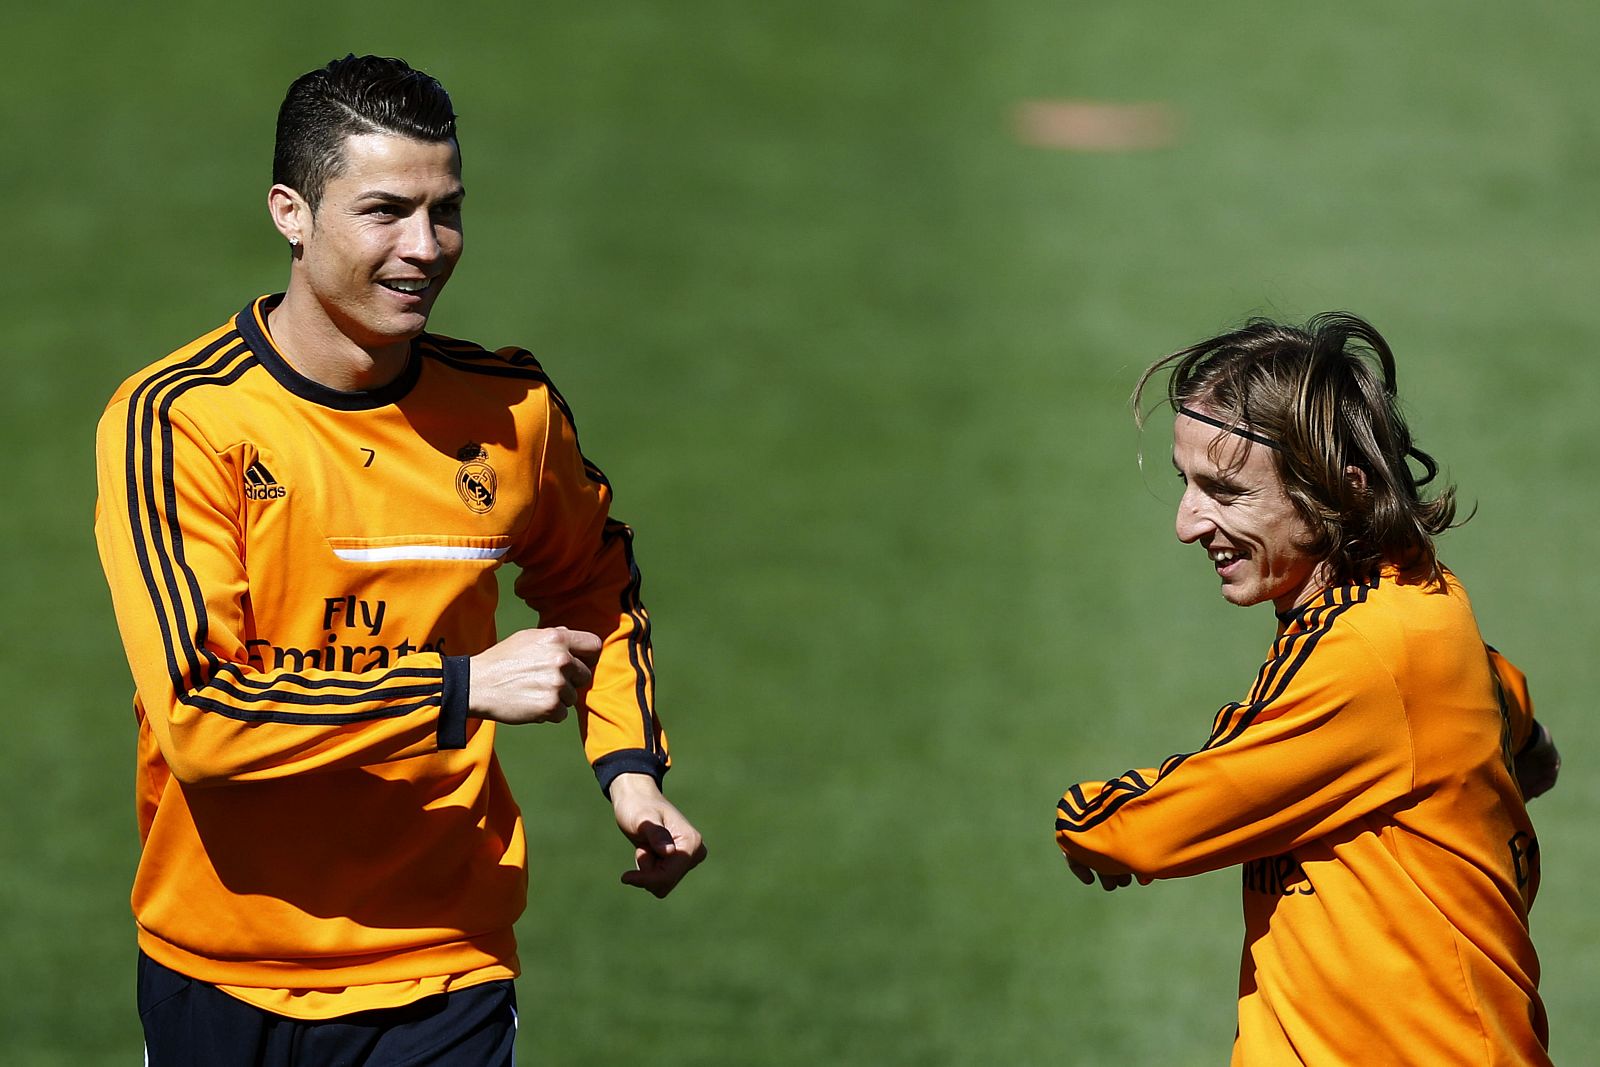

{"left": 95, "top": 54, "right": 705, "bottom": 1065}
{"left": 1055, "top": 314, "right": 1557, "bottom": 1065}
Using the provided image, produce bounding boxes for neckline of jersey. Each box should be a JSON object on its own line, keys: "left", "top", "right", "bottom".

{"left": 1274, "top": 567, "right": 1387, "bottom": 626}
{"left": 236, "top": 294, "right": 423, "bottom": 411}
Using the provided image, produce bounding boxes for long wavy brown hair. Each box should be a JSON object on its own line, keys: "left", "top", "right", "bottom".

{"left": 1134, "top": 313, "right": 1461, "bottom": 586}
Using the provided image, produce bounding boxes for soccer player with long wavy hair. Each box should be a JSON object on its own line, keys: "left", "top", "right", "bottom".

{"left": 1056, "top": 314, "right": 1557, "bottom": 1065}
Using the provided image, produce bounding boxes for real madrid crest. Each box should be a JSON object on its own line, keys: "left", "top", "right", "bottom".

{"left": 455, "top": 443, "right": 497, "bottom": 513}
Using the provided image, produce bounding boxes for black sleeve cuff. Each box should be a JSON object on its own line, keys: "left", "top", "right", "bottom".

{"left": 593, "top": 749, "right": 668, "bottom": 798}
{"left": 438, "top": 655, "right": 471, "bottom": 750}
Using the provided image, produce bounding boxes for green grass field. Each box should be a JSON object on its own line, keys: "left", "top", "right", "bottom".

{"left": 5, "top": 2, "right": 1598, "bottom": 1062}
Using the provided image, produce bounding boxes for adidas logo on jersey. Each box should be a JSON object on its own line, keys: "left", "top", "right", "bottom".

{"left": 244, "top": 460, "right": 287, "bottom": 500}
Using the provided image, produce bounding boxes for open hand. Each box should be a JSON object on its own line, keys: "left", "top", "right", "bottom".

{"left": 610, "top": 773, "right": 707, "bottom": 898}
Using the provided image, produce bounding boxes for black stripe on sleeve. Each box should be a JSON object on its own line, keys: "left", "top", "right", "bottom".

{"left": 203, "top": 671, "right": 442, "bottom": 707}
{"left": 209, "top": 664, "right": 443, "bottom": 695}
{"left": 604, "top": 520, "right": 664, "bottom": 761}
{"left": 125, "top": 336, "right": 254, "bottom": 690}
{"left": 184, "top": 692, "right": 443, "bottom": 726}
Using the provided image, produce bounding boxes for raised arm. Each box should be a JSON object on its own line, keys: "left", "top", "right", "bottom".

{"left": 1056, "top": 622, "right": 1413, "bottom": 882}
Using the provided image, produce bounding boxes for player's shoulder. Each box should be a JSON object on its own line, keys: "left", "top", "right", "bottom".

{"left": 417, "top": 331, "right": 553, "bottom": 380}
{"left": 1265, "top": 579, "right": 1387, "bottom": 685}
{"left": 1352, "top": 563, "right": 1477, "bottom": 636}
{"left": 414, "top": 333, "right": 575, "bottom": 426}
{"left": 1299, "top": 564, "right": 1481, "bottom": 676}
{"left": 1292, "top": 564, "right": 1470, "bottom": 628}
{"left": 1235, "top": 581, "right": 1409, "bottom": 730}
{"left": 101, "top": 308, "right": 256, "bottom": 417}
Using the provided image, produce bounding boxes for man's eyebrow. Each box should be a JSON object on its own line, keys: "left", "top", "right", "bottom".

{"left": 1173, "top": 458, "right": 1246, "bottom": 493}
{"left": 1198, "top": 472, "right": 1247, "bottom": 493}
{"left": 353, "top": 186, "right": 467, "bottom": 203}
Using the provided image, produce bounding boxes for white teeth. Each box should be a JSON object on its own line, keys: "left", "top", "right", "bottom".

{"left": 1211, "top": 549, "right": 1238, "bottom": 563}
{"left": 384, "top": 279, "right": 428, "bottom": 292}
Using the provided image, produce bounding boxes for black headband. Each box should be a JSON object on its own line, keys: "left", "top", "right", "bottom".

{"left": 1176, "top": 406, "right": 1283, "bottom": 451}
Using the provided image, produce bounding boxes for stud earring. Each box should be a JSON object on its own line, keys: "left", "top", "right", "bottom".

{"left": 289, "top": 236, "right": 300, "bottom": 248}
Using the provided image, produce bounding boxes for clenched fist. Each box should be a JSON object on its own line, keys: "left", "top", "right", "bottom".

{"left": 467, "top": 627, "right": 603, "bottom": 725}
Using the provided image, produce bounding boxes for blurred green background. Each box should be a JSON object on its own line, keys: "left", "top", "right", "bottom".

{"left": 5, "top": 2, "right": 1597, "bottom": 1062}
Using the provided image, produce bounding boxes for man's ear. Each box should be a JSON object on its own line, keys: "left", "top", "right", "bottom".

{"left": 267, "top": 184, "right": 311, "bottom": 248}
{"left": 1345, "top": 465, "right": 1368, "bottom": 495}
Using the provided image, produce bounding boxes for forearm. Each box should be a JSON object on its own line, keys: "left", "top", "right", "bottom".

{"left": 1059, "top": 701, "right": 1411, "bottom": 879}
{"left": 518, "top": 524, "right": 667, "bottom": 785}
{"left": 1056, "top": 773, "right": 1276, "bottom": 880}
{"left": 120, "top": 642, "right": 469, "bottom": 785}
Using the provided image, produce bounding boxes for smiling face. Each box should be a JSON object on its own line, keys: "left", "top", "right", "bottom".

{"left": 1172, "top": 407, "right": 1328, "bottom": 612}
{"left": 271, "top": 131, "right": 464, "bottom": 363}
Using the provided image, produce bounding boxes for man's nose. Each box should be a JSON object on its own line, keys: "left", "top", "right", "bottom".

{"left": 400, "top": 216, "right": 442, "bottom": 261}
{"left": 1175, "top": 488, "right": 1213, "bottom": 544}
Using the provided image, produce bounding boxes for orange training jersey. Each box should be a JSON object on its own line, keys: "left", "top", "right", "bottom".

{"left": 95, "top": 295, "right": 668, "bottom": 1018}
{"left": 1055, "top": 568, "right": 1547, "bottom": 1066}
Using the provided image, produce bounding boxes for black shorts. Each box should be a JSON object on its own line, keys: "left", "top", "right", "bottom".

{"left": 137, "top": 951, "right": 517, "bottom": 1066}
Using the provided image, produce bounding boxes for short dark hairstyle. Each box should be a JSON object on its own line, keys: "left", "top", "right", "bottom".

{"left": 1134, "top": 313, "right": 1461, "bottom": 586}
{"left": 273, "top": 54, "right": 458, "bottom": 212}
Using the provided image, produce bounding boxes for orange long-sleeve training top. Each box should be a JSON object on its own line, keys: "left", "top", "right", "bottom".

{"left": 95, "top": 295, "right": 668, "bottom": 1018}
{"left": 1056, "top": 568, "right": 1547, "bottom": 1066}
